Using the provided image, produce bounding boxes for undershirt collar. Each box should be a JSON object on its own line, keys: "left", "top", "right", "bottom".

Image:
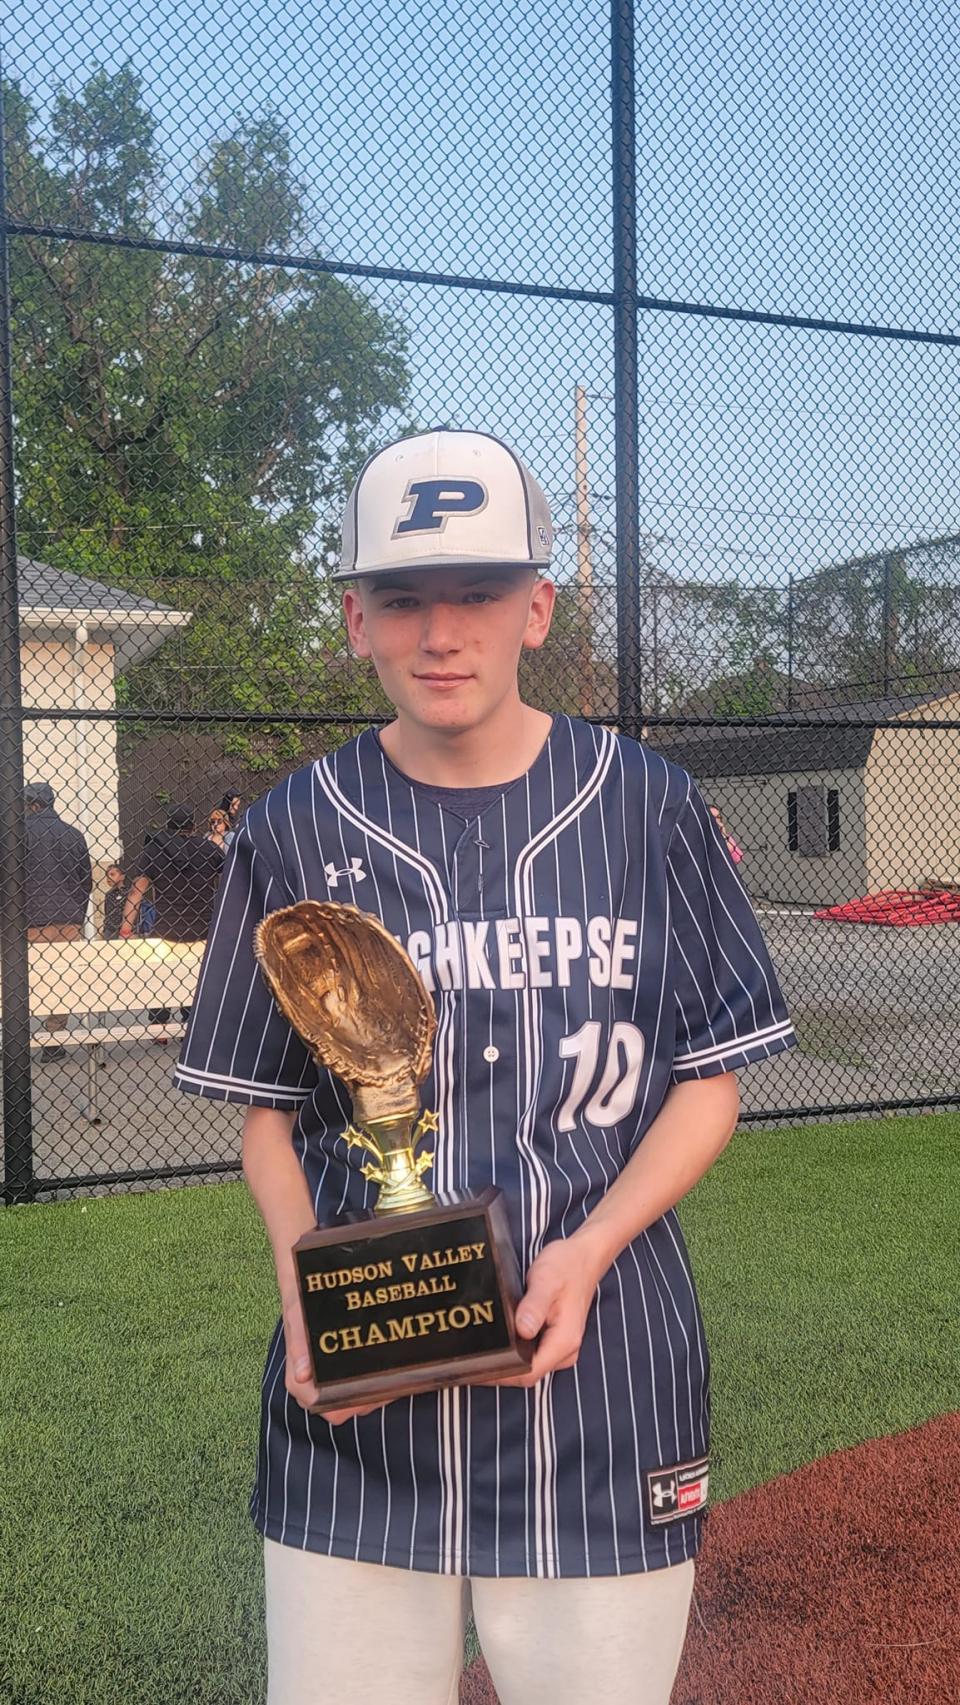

{"left": 373, "top": 731, "right": 513, "bottom": 821}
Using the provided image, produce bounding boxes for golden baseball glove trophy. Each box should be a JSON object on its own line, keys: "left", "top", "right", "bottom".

{"left": 255, "top": 901, "right": 532, "bottom": 1409}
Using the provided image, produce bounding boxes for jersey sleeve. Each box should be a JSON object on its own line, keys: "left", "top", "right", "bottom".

{"left": 173, "top": 826, "right": 319, "bottom": 1110}
{"left": 667, "top": 779, "right": 797, "bottom": 1081}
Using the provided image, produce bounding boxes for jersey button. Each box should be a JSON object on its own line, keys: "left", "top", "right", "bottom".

{"left": 483, "top": 1045, "right": 499, "bottom": 1063}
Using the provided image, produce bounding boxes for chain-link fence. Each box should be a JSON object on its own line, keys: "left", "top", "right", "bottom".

{"left": 2, "top": 0, "right": 959, "bottom": 1202}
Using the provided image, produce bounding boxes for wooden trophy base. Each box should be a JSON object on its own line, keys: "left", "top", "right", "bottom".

{"left": 293, "top": 1186, "right": 533, "bottom": 1409}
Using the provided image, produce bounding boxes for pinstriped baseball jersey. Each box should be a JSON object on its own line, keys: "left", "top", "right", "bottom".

{"left": 175, "top": 715, "right": 796, "bottom": 1578}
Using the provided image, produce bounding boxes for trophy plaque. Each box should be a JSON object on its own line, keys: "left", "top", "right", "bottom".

{"left": 254, "top": 901, "right": 533, "bottom": 1409}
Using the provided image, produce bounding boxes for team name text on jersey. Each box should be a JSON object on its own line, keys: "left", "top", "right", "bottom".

{"left": 405, "top": 915, "right": 639, "bottom": 992}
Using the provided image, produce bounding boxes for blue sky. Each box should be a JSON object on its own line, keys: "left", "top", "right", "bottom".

{"left": 7, "top": 0, "right": 960, "bottom": 594}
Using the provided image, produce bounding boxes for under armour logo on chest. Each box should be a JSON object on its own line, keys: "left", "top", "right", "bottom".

{"left": 651, "top": 1478, "right": 677, "bottom": 1509}
{"left": 324, "top": 858, "right": 367, "bottom": 888}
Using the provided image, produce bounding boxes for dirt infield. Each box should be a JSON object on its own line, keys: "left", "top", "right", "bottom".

{"left": 460, "top": 1412, "right": 959, "bottom": 1704}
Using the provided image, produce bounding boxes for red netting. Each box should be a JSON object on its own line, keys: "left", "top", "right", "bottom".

{"left": 815, "top": 890, "right": 960, "bottom": 924}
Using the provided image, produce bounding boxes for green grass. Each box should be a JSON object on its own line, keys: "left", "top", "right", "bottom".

{"left": 2, "top": 1113, "right": 958, "bottom": 1703}
{"left": 680, "top": 1114, "right": 959, "bottom": 1500}
{"left": 1, "top": 1186, "right": 274, "bottom": 1704}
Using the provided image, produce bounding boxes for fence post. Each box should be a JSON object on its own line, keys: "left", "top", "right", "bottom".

{"left": 0, "top": 68, "right": 35, "bottom": 1203}
{"left": 610, "top": 0, "right": 642, "bottom": 738}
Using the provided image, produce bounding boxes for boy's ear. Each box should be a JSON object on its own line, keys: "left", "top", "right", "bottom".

{"left": 342, "top": 587, "right": 372, "bottom": 659}
{"left": 521, "top": 576, "right": 556, "bottom": 651}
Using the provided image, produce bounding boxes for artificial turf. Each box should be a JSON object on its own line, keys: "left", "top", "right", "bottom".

{"left": 2, "top": 1112, "right": 957, "bottom": 1703}
{"left": 679, "top": 1113, "right": 959, "bottom": 1500}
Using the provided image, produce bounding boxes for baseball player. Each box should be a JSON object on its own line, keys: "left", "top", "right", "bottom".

{"left": 175, "top": 429, "right": 796, "bottom": 1705}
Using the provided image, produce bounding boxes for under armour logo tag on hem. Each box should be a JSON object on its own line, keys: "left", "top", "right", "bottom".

{"left": 646, "top": 1456, "right": 709, "bottom": 1525}
{"left": 324, "top": 858, "right": 367, "bottom": 888}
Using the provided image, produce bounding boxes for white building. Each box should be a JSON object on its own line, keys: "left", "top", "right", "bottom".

{"left": 18, "top": 556, "right": 191, "bottom": 881}
{"left": 649, "top": 688, "right": 960, "bottom": 907}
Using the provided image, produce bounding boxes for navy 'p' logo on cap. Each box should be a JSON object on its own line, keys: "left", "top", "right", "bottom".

{"left": 392, "top": 478, "right": 488, "bottom": 538}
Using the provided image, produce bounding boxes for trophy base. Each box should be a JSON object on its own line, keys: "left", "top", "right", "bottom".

{"left": 294, "top": 1187, "right": 533, "bottom": 1409}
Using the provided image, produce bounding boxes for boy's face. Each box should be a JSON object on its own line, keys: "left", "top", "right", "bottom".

{"left": 342, "top": 566, "right": 555, "bottom": 733}
{"left": 106, "top": 866, "right": 123, "bottom": 886}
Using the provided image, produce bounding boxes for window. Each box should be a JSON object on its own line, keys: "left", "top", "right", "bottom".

{"left": 827, "top": 789, "right": 841, "bottom": 851}
{"left": 787, "top": 785, "right": 840, "bottom": 857}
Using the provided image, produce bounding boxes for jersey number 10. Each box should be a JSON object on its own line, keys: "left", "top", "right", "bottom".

{"left": 557, "top": 1021, "right": 645, "bottom": 1132}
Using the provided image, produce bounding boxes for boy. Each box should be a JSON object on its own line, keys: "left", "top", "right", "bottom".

{"left": 175, "top": 429, "right": 796, "bottom": 1704}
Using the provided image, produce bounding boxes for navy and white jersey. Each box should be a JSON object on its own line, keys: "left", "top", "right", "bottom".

{"left": 175, "top": 716, "right": 796, "bottom": 1578}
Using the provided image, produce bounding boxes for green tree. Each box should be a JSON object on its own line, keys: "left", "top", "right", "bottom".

{"left": 790, "top": 540, "right": 960, "bottom": 700}
{"left": 708, "top": 585, "right": 785, "bottom": 715}
{"left": 640, "top": 575, "right": 786, "bottom": 714}
{"left": 7, "top": 67, "right": 409, "bottom": 765}
{"left": 519, "top": 581, "right": 610, "bottom": 716}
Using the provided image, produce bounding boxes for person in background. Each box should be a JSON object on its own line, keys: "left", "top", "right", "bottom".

{"left": 23, "top": 781, "right": 92, "bottom": 1061}
{"left": 206, "top": 808, "right": 230, "bottom": 853}
{"left": 102, "top": 864, "right": 127, "bottom": 939}
{"left": 137, "top": 892, "right": 158, "bottom": 935}
{"left": 120, "top": 805, "right": 224, "bottom": 1043}
{"left": 219, "top": 792, "right": 244, "bottom": 848}
{"left": 710, "top": 804, "right": 744, "bottom": 865}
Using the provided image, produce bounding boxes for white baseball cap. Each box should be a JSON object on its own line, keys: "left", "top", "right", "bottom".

{"left": 334, "top": 428, "right": 553, "bottom": 581}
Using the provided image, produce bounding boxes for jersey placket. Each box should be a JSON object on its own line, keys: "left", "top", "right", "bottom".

{"left": 447, "top": 812, "right": 503, "bottom": 921}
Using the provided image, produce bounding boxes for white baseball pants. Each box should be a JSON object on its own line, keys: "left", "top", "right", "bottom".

{"left": 264, "top": 1536, "right": 694, "bottom": 1704}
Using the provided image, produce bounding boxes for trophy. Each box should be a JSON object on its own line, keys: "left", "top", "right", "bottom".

{"left": 254, "top": 901, "right": 533, "bottom": 1409}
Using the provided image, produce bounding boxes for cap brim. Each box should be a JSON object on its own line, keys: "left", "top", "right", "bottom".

{"left": 331, "top": 555, "right": 551, "bottom": 583}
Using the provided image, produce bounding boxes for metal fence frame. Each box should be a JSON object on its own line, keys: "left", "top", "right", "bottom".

{"left": 2, "top": 3, "right": 959, "bottom": 1201}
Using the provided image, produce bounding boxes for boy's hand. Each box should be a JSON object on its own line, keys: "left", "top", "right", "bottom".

{"left": 481, "top": 1237, "right": 604, "bottom": 1388}
{"left": 282, "top": 1291, "right": 324, "bottom": 1409}
{"left": 281, "top": 1292, "right": 384, "bottom": 1426}
{"left": 313, "top": 1400, "right": 385, "bottom": 1425}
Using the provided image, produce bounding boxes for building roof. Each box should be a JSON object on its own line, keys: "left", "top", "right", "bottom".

{"left": 649, "top": 725, "right": 874, "bottom": 778}
{"left": 17, "top": 557, "right": 181, "bottom": 615}
{"left": 648, "top": 686, "right": 960, "bottom": 779}
{"left": 16, "top": 555, "right": 191, "bottom": 670}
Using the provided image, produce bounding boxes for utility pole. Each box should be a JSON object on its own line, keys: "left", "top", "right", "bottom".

{"left": 574, "top": 385, "right": 595, "bottom": 717}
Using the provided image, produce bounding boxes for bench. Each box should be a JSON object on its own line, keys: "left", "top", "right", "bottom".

{"left": 30, "top": 1024, "right": 187, "bottom": 1122}
{"left": 2, "top": 940, "right": 205, "bottom": 1122}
